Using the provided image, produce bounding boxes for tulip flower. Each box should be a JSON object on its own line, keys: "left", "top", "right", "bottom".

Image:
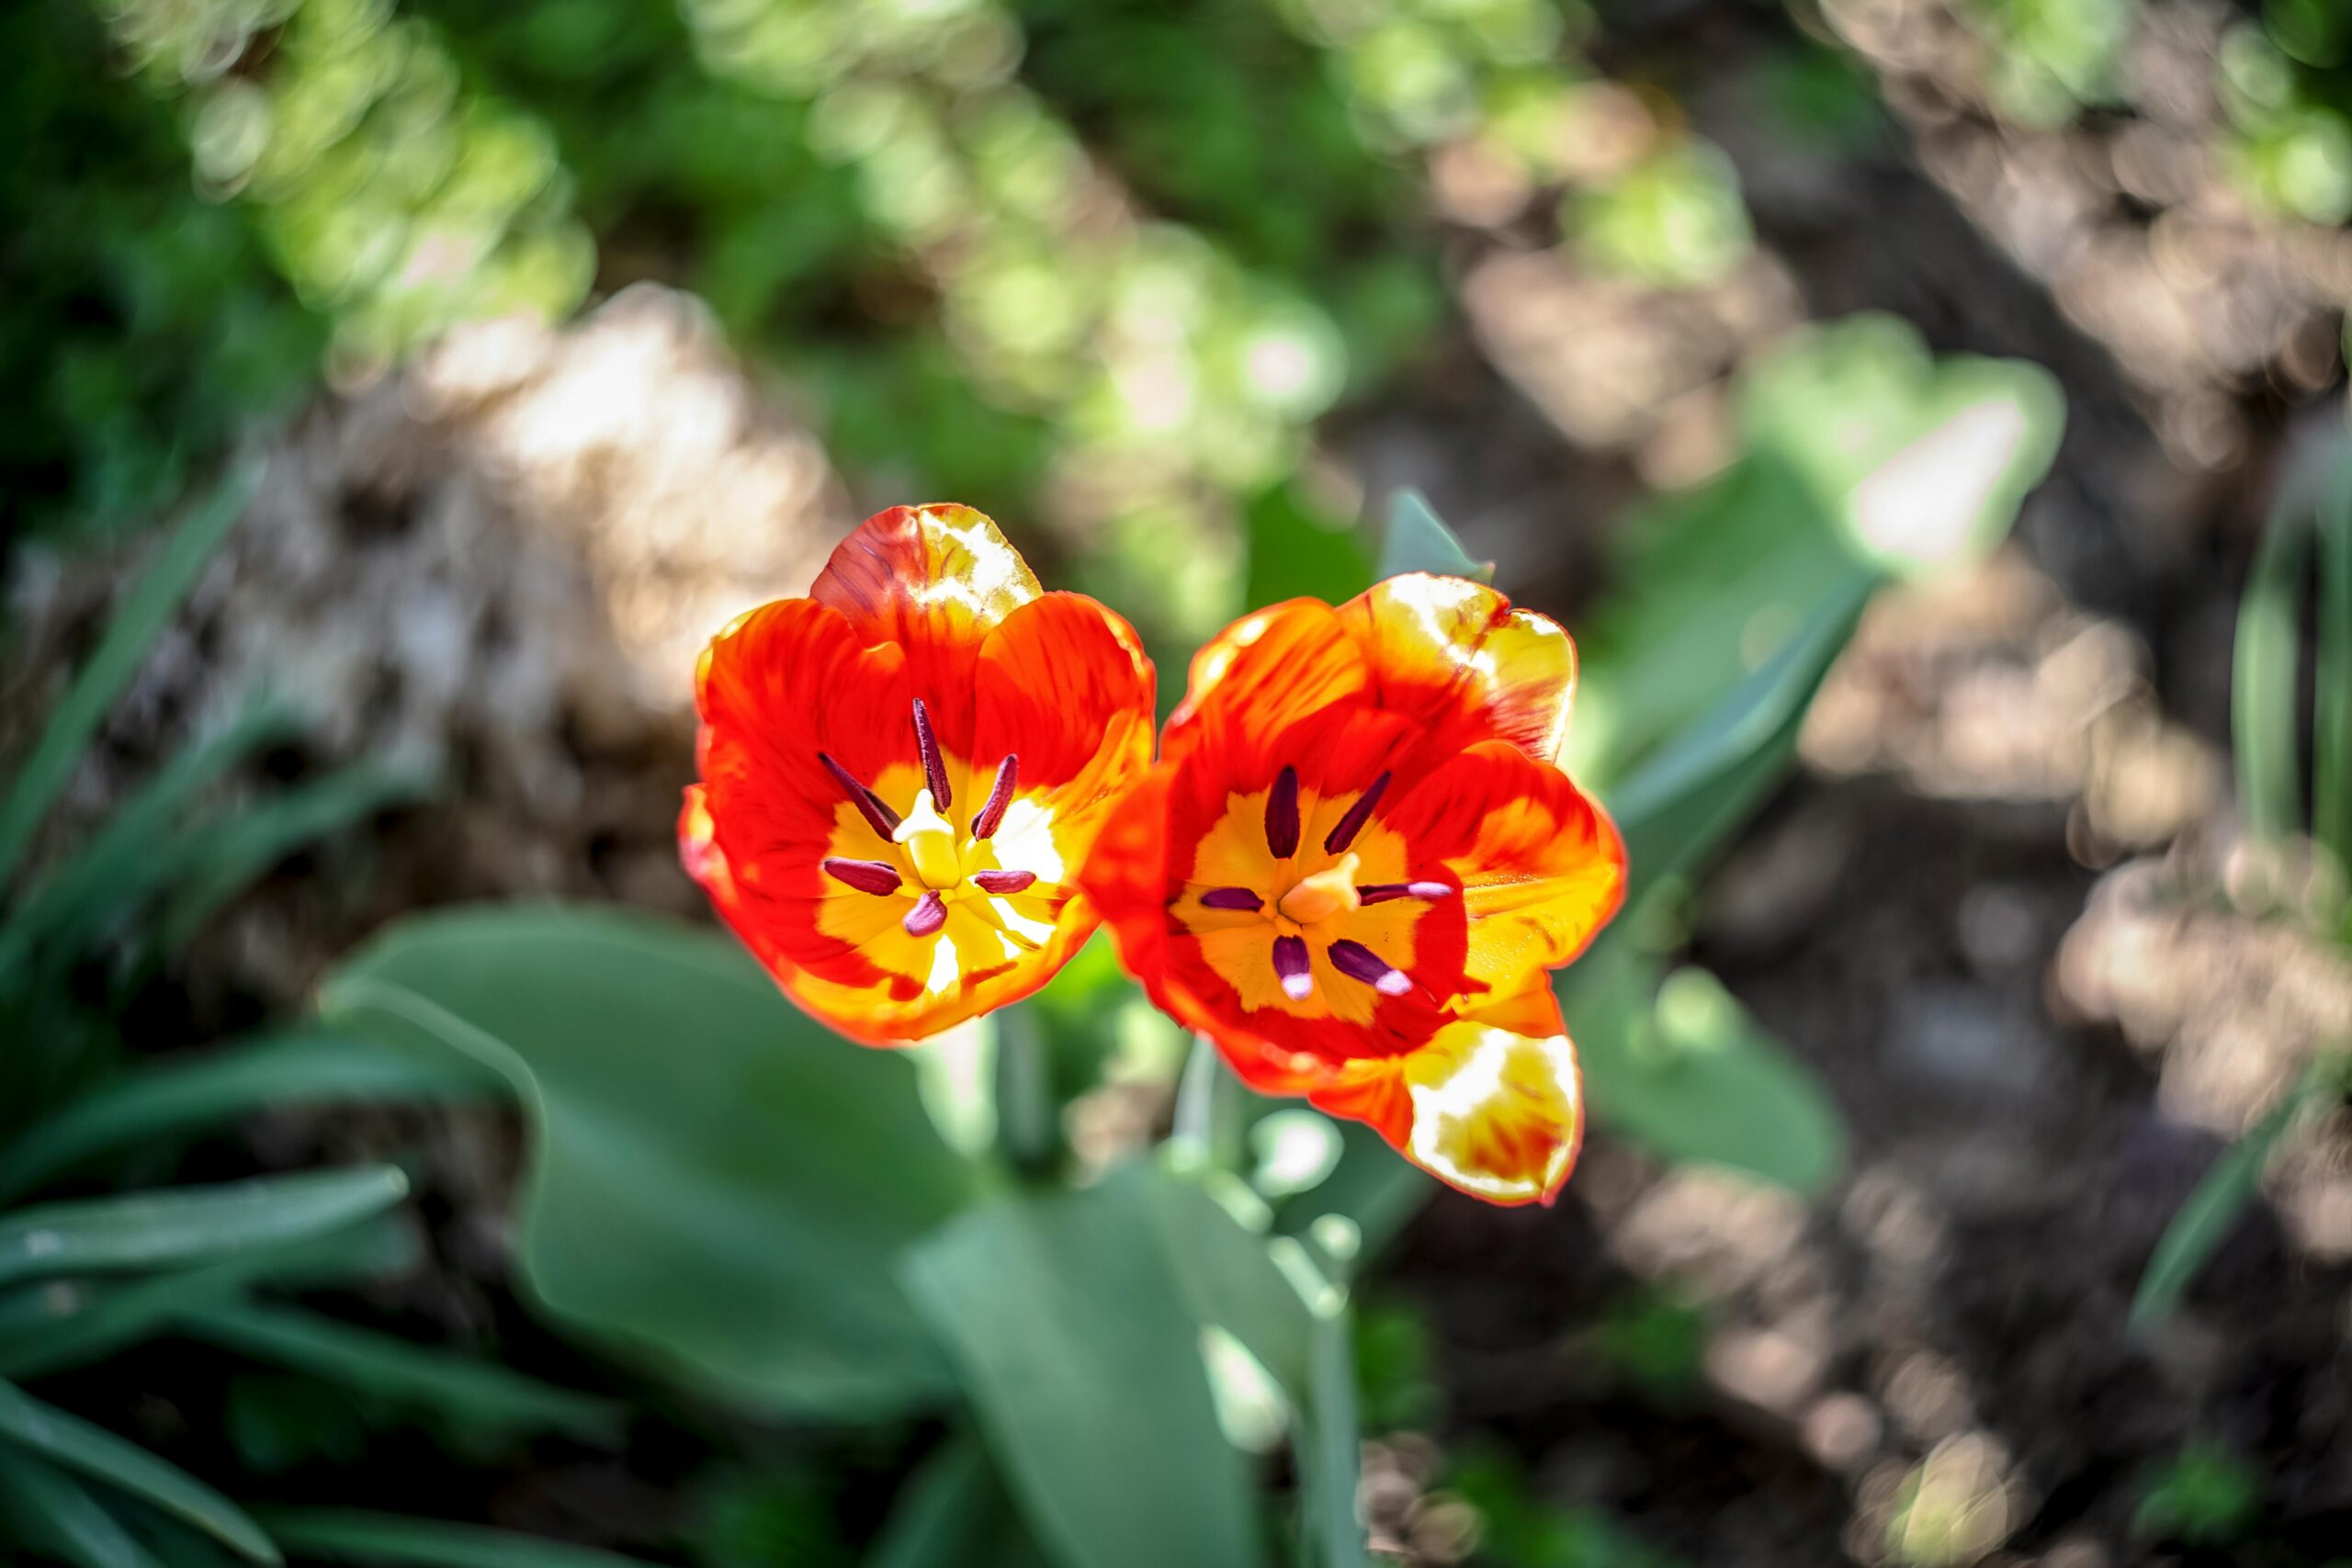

{"left": 1081, "top": 575, "right": 1624, "bottom": 1203}
{"left": 682, "top": 504, "right": 1154, "bottom": 1043}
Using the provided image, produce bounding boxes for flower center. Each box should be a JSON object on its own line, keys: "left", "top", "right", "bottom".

{"left": 1276, "top": 852, "right": 1362, "bottom": 927}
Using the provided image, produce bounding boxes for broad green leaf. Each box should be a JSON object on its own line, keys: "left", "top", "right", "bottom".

{"left": 2131, "top": 1061, "right": 2345, "bottom": 1331}
{"left": 319, "top": 905, "right": 978, "bottom": 1420}
{"left": 153, "top": 758, "right": 435, "bottom": 953}
{"left": 901, "top": 1175, "right": 1263, "bottom": 1568}
{"left": 0, "top": 1168, "right": 408, "bottom": 1288}
{"left": 0, "top": 1377, "right": 278, "bottom": 1563}
{"left": 255, "top": 1510, "right": 649, "bottom": 1568}
{"left": 1605, "top": 573, "right": 1871, "bottom": 915}
{"left": 864, "top": 1432, "right": 1049, "bottom": 1568}
{"left": 2316, "top": 454, "right": 2352, "bottom": 867}
{"left": 0, "top": 1219, "right": 419, "bottom": 1382}
{"left": 1378, "top": 491, "right": 1493, "bottom": 583}
{"left": 1562, "top": 946, "right": 1845, "bottom": 1198}
{"left": 0, "top": 472, "right": 252, "bottom": 888}
{"left": 1303, "top": 1308, "right": 1363, "bottom": 1568}
{"left": 0, "top": 1033, "right": 496, "bottom": 1201}
{"left": 178, "top": 1300, "right": 621, "bottom": 1443}
{"left": 1246, "top": 480, "right": 1374, "bottom": 608}
{"left": 0, "top": 1450, "right": 165, "bottom": 1568}
{"left": 2235, "top": 491, "right": 2312, "bottom": 844}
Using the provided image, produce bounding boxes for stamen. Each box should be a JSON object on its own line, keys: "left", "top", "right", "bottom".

{"left": 821, "top": 857, "right": 903, "bottom": 896}
{"left": 1272, "top": 934, "right": 1312, "bottom": 1000}
{"left": 971, "top": 754, "right": 1019, "bottom": 840}
{"left": 912, "top": 699, "right": 953, "bottom": 809}
{"left": 903, "top": 890, "right": 948, "bottom": 938}
{"left": 1265, "top": 766, "right": 1300, "bottom": 859}
{"left": 1199, "top": 886, "right": 1261, "bottom": 911}
{"left": 970, "top": 869, "right": 1038, "bottom": 895}
{"left": 1358, "top": 881, "right": 1454, "bottom": 905}
{"left": 1329, "top": 939, "right": 1413, "bottom": 997}
{"left": 819, "top": 751, "right": 901, "bottom": 839}
{"left": 1323, "top": 771, "right": 1390, "bottom": 854}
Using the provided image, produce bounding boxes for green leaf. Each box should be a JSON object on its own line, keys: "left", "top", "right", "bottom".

{"left": 153, "top": 758, "right": 435, "bottom": 953}
{"left": 1378, "top": 491, "right": 1493, "bottom": 584}
{"left": 2314, "top": 452, "right": 2352, "bottom": 867}
{"left": 2131, "top": 1061, "right": 2344, "bottom": 1331}
{"left": 255, "top": 1510, "right": 650, "bottom": 1568}
{"left": 0, "top": 471, "right": 252, "bottom": 888}
{"left": 1605, "top": 573, "right": 1872, "bottom": 915}
{"left": 0, "top": 1450, "right": 166, "bottom": 1568}
{"left": 900, "top": 1175, "right": 1264, "bottom": 1568}
{"left": 177, "top": 1300, "right": 622, "bottom": 1443}
{"left": 0, "top": 1032, "right": 497, "bottom": 1201}
{"left": 1563, "top": 947, "right": 1845, "bottom": 1198}
{"left": 0, "top": 1168, "right": 408, "bottom": 1288}
{"left": 318, "top": 905, "right": 978, "bottom": 1420}
{"left": 0, "top": 1218, "right": 420, "bottom": 1383}
{"left": 1246, "top": 480, "right": 1374, "bottom": 608}
{"left": 2235, "top": 486, "right": 2312, "bottom": 844}
{"left": 863, "top": 1432, "right": 1048, "bottom": 1568}
{"left": 0, "top": 1376, "right": 278, "bottom": 1563}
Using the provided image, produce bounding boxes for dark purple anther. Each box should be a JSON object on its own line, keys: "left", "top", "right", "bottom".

{"left": 1323, "top": 771, "right": 1390, "bottom": 854}
{"left": 970, "top": 869, "right": 1037, "bottom": 895}
{"left": 1265, "top": 765, "right": 1300, "bottom": 859}
{"left": 1358, "top": 881, "right": 1454, "bottom": 905}
{"left": 1272, "top": 933, "right": 1312, "bottom": 1000}
{"left": 912, "top": 699, "right": 952, "bottom": 809}
{"left": 1199, "top": 886, "right": 1261, "bottom": 911}
{"left": 903, "top": 890, "right": 948, "bottom": 937}
{"left": 971, "top": 754, "right": 1019, "bottom": 840}
{"left": 822, "top": 857, "right": 903, "bottom": 896}
{"left": 820, "top": 751, "right": 902, "bottom": 838}
{"left": 1329, "top": 939, "right": 1412, "bottom": 997}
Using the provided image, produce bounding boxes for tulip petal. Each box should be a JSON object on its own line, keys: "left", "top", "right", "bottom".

{"left": 1336, "top": 574, "right": 1577, "bottom": 764}
{"left": 1310, "top": 987, "right": 1584, "bottom": 1206}
{"left": 1380, "top": 739, "right": 1625, "bottom": 1000}
{"left": 1164, "top": 599, "right": 1365, "bottom": 769}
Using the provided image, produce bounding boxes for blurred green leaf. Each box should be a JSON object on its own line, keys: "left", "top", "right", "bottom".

{"left": 255, "top": 1510, "right": 650, "bottom": 1567}
{"left": 1563, "top": 947, "right": 1845, "bottom": 1198}
{"left": 0, "top": 1450, "right": 164, "bottom": 1568}
{"left": 1606, "top": 573, "right": 1872, "bottom": 915}
{"left": 319, "top": 905, "right": 978, "bottom": 1420}
{"left": 901, "top": 1172, "right": 1264, "bottom": 1568}
{"left": 178, "top": 1300, "right": 622, "bottom": 1445}
{"left": 0, "top": 1168, "right": 409, "bottom": 1289}
{"left": 0, "top": 1377, "right": 278, "bottom": 1564}
{"left": 2133, "top": 1442, "right": 2263, "bottom": 1544}
{"left": 0, "top": 1033, "right": 496, "bottom": 1201}
{"left": 0, "top": 473, "right": 251, "bottom": 887}
{"left": 864, "top": 1431, "right": 1048, "bottom": 1568}
{"left": 2132, "top": 1059, "right": 2344, "bottom": 1331}
{"left": 1245, "top": 480, "right": 1374, "bottom": 608}
{"left": 1379, "top": 491, "right": 1493, "bottom": 584}
{"left": 2315, "top": 450, "right": 2351, "bottom": 866}
{"left": 2236, "top": 480, "right": 2313, "bottom": 844}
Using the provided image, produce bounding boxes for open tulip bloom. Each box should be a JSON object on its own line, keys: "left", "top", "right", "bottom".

{"left": 681, "top": 504, "right": 1155, "bottom": 1043}
{"left": 1082, "top": 578, "right": 1626, "bottom": 1205}
{"left": 683, "top": 506, "right": 1624, "bottom": 1205}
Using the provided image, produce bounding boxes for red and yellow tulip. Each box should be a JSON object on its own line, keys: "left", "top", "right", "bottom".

{"left": 680, "top": 504, "right": 1155, "bottom": 1043}
{"left": 1080, "top": 576, "right": 1625, "bottom": 1204}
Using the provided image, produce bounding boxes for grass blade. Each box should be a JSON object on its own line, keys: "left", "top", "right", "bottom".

{"left": 2234, "top": 481, "right": 2313, "bottom": 844}
{"left": 177, "top": 1299, "right": 622, "bottom": 1443}
{"left": 0, "top": 472, "right": 253, "bottom": 889}
{"left": 0, "top": 1032, "right": 497, "bottom": 1201}
{"left": 0, "top": 1449, "right": 168, "bottom": 1568}
{"left": 0, "top": 1377, "right": 279, "bottom": 1563}
{"left": 254, "top": 1510, "right": 652, "bottom": 1567}
{"left": 2315, "top": 452, "right": 2352, "bottom": 867}
{"left": 1379, "top": 491, "right": 1494, "bottom": 584}
{"left": 0, "top": 1168, "right": 407, "bottom": 1288}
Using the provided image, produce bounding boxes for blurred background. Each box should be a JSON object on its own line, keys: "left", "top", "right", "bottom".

{"left": 5, "top": 0, "right": 2352, "bottom": 1563}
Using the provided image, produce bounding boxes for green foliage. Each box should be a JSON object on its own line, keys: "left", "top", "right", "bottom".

{"left": 1381, "top": 491, "right": 1496, "bottom": 584}
{"left": 1446, "top": 1449, "right": 1687, "bottom": 1568}
{"left": 318, "top": 905, "right": 981, "bottom": 1421}
{"left": 1577, "top": 1288, "right": 1709, "bottom": 1404}
{"left": 1566, "top": 142, "right": 1754, "bottom": 290}
{"left": 2132, "top": 1443, "right": 2264, "bottom": 1545}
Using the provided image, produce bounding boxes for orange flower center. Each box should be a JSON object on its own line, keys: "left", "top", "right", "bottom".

{"left": 1170, "top": 765, "right": 1454, "bottom": 1021}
